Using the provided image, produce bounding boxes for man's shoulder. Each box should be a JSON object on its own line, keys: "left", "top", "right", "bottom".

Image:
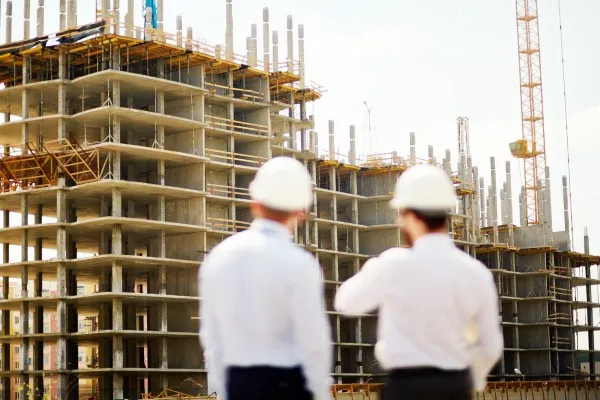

{"left": 378, "top": 247, "right": 412, "bottom": 264}
{"left": 452, "top": 248, "right": 494, "bottom": 280}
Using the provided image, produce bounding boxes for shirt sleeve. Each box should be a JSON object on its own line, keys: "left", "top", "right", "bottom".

{"left": 472, "top": 272, "right": 504, "bottom": 378}
{"left": 290, "top": 257, "right": 333, "bottom": 400}
{"left": 199, "top": 260, "right": 226, "bottom": 398}
{"left": 334, "top": 256, "right": 385, "bottom": 315}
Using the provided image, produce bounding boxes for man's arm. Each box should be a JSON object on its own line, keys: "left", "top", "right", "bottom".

{"left": 473, "top": 272, "right": 504, "bottom": 376}
{"left": 290, "top": 257, "right": 332, "bottom": 400}
{"left": 199, "top": 262, "right": 225, "bottom": 397}
{"left": 334, "top": 257, "right": 385, "bottom": 315}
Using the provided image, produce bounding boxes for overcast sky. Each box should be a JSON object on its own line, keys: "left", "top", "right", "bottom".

{"left": 0, "top": 0, "right": 598, "bottom": 254}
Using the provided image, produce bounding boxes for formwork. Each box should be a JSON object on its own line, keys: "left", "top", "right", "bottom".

{"left": 0, "top": 2, "right": 597, "bottom": 400}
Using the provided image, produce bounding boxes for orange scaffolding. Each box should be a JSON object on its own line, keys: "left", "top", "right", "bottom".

{"left": 0, "top": 136, "right": 103, "bottom": 193}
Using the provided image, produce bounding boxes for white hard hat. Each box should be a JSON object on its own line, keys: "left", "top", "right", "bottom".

{"left": 390, "top": 164, "right": 457, "bottom": 211}
{"left": 249, "top": 157, "right": 314, "bottom": 211}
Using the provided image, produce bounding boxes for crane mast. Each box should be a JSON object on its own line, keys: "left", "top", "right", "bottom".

{"left": 511, "top": 0, "right": 547, "bottom": 226}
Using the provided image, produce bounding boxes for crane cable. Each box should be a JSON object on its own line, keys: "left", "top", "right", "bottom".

{"left": 557, "top": 0, "right": 575, "bottom": 249}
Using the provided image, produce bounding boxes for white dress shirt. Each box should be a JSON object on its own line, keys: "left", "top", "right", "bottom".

{"left": 334, "top": 233, "right": 503, "bottom": 381}
{"left": 199, "top": 218, "right": 332, "bottom": 400}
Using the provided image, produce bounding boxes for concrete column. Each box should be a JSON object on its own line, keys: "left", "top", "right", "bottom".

{"left": 544, "top": 166, "right": 552, "bottom": 229}
{"left": 36, "top": 0, "right": 44, "bottom": 38}
{"left": 125, "top": 0, "right": 134, "bottom": 36}
{"left": 5, "top": 1, "right": 13, "bottom": 43}
{"left": 428, "top": 145, "right": 435, "bottom": 165}
{"left": 286, "top": 16, "right": 294, "bottom": 73}
{"left": 519, "top": 187, "right": 527, "bottom": 226}
{"left": 144, "top": 7, "right": 153, "bottom": 39}
{"left": 176, "top": 16, "right": 183, "bottom": 47}
{"left": 263, "top": 8, "right": 270, "bottom": 72}
{"left": 67, "top": 0, "right": 77, "bottom": 29}
{"left": 479, "top": 177, "right": 486, "bottom": 229}
{"left": 562, "top": 176, "right": 571, "bottom": 250}
{"left": 157, "top": 0, "right": 164, "bottom": 32}
{"left": 473, "top": 167, "right": 480, "bottom": 238}
{"left": 298, "top": 24, "right": 305, "bottom": 89}
{"left": 186, "top": 27, "right": 193, "bottom": 50}
{"left": 328, "top": 121, "right": 335, "bottom": 161}
{"left": 251, "top": 23, "right": 258, "bottom": 67}
{"left": 24, "top": 0, "right": 31, "bottom": 40}
{"left": 349, "top": 126, "right": 356, "bottom": 165}
{"left": 506, "top": 162, "right": 513, "bottom": 225}
{"left": 109, "top": 0, "right": 119, "bottom": 35}
{"left": 272, "top": 31, "right": 279, "bottom": 72}
{"left": 22, "top": 56, "right": 30, "bottom": 145}
{"left": 59, "top": 0, "right": 66, "bottom": 31}
{"left": 490, "top": 158, "right": 498, "bottom": 241}
{"left": 225, "top": 0, "right": 233, "bottom": 61}
{"left": 409, "top": 132, "right": 416, "bottom": 166}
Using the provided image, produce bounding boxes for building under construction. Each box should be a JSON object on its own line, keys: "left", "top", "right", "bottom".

{"left": 0, "top": 1, "right": 598, "bottom": 399}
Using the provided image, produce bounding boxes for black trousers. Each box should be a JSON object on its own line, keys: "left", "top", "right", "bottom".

{"left": 382, "top": 367, "right": 471, "bottom": 400}
{"left": 226, "top": 365, "right": 313, "bottom": 400}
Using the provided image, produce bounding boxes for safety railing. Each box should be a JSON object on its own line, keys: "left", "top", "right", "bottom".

{"left": 205, "top": 115, "right": 269, "bottom": 136}
{"left": 206, "top": 183, "right": 251, "bottom": 200}
{"left": 204, "top": 82, "right": 264, "bottom": 101}
{"left": 207, "top": 217, "right": 251, "bottom": 233}
{"left": 205, "top": 148, "right": 268, "bottom": 168}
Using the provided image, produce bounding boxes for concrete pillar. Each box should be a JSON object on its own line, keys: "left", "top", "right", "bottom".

{"left": 67, "top": 0, "right": 77, "bottom": 29}
{"left": 314, "top": 131, "right": 319, "bottom": 157}
{"left": 24, "top": 0, "right": 31, "bottom": 40}
{"left": 59, "top": 0, "right": 66, "bottom": 30}
{"left": 157, "top": 0, "right": 164, "bottom": 32}
{"left": 544, "top": 166, "right": 552, "bottom": 229}
{"left": 409, "top": 132, "right": 416, "bottom": 166}
{"left": 328, "top": 121, "right": 335, "bottom": 161}
{"left": 443, "top": 149, "right": 451, "bottom": 175}
{"left": 506, "top": 161, "right": 513, "bottom": 224}
{"left": 272, "top": 31, "right": 279, "bottom": 72}
{"left": 144, "top": 7, "right": 153, "bottom": 39}
{"left": 298, "top": 24, "right": 305, "bottom": 89}
{"left": 584, "top": 227, "right": 590, "bottom": 255}
{"left": 36, "top": 0, "right": 44, "bottom": 37}
{"left": 473, "top": 167, "right": 480, "bottom": 237}
{"left": 286, "top": 16, "right": 294, "bottom": 73}
{"left": 112, "top": 0, "right": 120, "bottom": 34}
{"left": 246, "top": 36, "right": 252, "bottom": 66}
{"left": 263, "top": 8, "right": 270, "bottom": 72}
{"left": 5, "top": 1, "right": 12, "bottom": 43}
{"left": 519, "top": 187, "right": 527, "bottom": 226}
{"left": 349, "top": 126, "right": 356, "bottom": 165}
{"left": 428, "top": 145, "right": 435, "bottom": 165}
{"left": 125, "top": 0, "right": 134, "bottom": 36}
{"left": 176, "top": 16, "right": 183, "bottom": 47}
{"left": 250, "top": 23, "right": 258, "bottom": 67}
{"left": 479, "top": 177, "right": 486, "bottom": 228}
{"left": 562, "top": 176, "right": 571, "bottom": 250}
{"left": 490, "top": 158, "right": 499, "bottom": 242}
{"left": 225, "top": 0, "right": 233, "bottom": 61}
{"left": 186, "top": 27, "right": 193, "bottom": 50}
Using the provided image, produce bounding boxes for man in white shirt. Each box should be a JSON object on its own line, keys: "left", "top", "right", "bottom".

{"left": 199, "top": 157, "right": 332, "bottom": 400}
{"left": 334, "top": 164, "right": 503, "bottom": 400}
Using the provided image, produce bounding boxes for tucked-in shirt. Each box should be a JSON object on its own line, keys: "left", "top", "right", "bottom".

{"left": 334, "top": 233, "right": 503, "bottom": 377}
{"left": 199, "top": 218, "right": 332, "bottom": 400}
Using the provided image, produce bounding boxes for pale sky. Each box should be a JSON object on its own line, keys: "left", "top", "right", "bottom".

{"left": 0, "top": 0, "right": 598, "bottom": 255}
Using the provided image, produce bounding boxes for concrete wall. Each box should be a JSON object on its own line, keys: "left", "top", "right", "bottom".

{"left": 164, "top": 98, "right": 192, "bottom": 119}
{"left": 358, "top": 175, "right": 397, "bottom": 197}
{"left": 358, "top": 202, "right": 395, "bottom": 226}
{"left": 165, "top": 130, "right": 202, "bottom": 154}
{"left": 150, "top": 233, "right": 204, "bottom": 261}
{"left": 167, "top": 303, "right": 197, "bottom": 332}
{"left": 360, "top": 229, "right": 399, "bottom": 255}
{"left": 165, "top": 199, "right": 203, "bottom": 225}
{"left": 165, "top": 165, "right": 203, "bottom": 190}
{"left": 167, "top": 337, "right": 202, "bottom": 368}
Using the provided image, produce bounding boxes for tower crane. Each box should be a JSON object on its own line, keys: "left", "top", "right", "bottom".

{"left": 509, "top": 0, "right": 547, "bottom": 226}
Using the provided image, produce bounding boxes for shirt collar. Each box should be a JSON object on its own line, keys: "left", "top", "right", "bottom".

{"left": 250, "top": 218, "right": 292, "bottom": 240}
{"left": 413, "top": 232, "right": 454, "bottom": 250}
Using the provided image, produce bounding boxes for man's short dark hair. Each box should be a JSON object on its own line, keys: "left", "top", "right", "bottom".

{"left": 406, "top": 209, "right": 448, "bottom": 231}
